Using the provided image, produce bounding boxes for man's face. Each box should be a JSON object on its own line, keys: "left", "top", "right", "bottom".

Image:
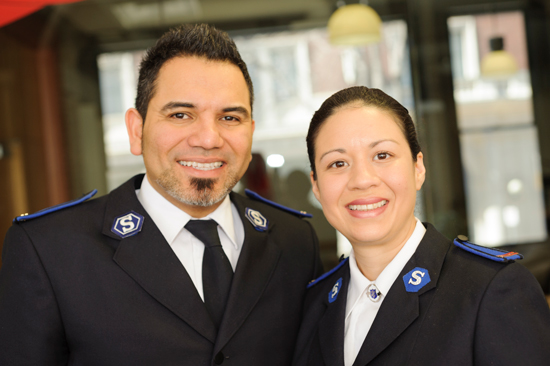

{"left": 126, "top": 56, "right": 255, "bottom": 217}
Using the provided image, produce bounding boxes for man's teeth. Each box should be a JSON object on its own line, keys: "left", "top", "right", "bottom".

{"left": 348, "top": 200, "right": 388, "bottom": 211}
{"left": 179, "top": 161, "right": 223, "bottom": 171}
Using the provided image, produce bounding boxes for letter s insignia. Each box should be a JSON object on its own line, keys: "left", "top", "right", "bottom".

{"left": 328, "top": 278, "right": 343, "bottom": 303}
{"left": 403, "top": 267, "right": 431, "bottom": 293}
{"left": 112, "top": 211, "right": 144, "bottom": 238}
{"left": 245, "top": 208, "right": 268, "bottom": 232}
{"left": 408, "top": 270, "right": 425, "bottom": 286}
{"left": 120, "top": 216, "right": 136, "bottom": 233}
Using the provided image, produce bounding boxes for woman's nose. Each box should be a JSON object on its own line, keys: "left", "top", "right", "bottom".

{"left": 348, "top": 163, "right": 380, "bottom": 190}
{"left": 187, "top": 119, "right": 224, "bottom": 150}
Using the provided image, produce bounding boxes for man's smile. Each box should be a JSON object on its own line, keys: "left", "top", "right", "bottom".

{"left": 178, "top": 161, "right": 224, "bottom": 171}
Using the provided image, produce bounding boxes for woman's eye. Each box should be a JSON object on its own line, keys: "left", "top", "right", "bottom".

{"left": 374, "top": 152, "right": 391, "bottom": 160}
{"left": 329, "top": 161, "right": 348, "bottom": 168}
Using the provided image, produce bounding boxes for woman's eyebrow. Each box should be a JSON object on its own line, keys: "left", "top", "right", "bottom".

{"left": 370, "top": 139, "right": 399, "bottom": 148}
{"left": 319, "top": 148, "right": 346, "bottom": 161}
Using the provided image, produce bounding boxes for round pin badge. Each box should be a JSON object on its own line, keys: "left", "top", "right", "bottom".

{"left": 367, "top": 283, "right": 381, "bottom": 302}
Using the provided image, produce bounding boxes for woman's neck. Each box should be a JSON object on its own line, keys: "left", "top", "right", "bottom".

{"left": 352, "top": 218, "right": 418, "bottom": 281}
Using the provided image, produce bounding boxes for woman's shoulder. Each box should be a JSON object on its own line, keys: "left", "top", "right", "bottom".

{"left": 303, "top": 257, "right": 350, "bottom": 305}
{"left": 429, "top": 231, "right": 543, "bottom": 301}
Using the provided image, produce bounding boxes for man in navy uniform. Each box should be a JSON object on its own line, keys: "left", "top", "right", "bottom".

{"left": 0, "top": 24, "right": 322, "bottom": 365}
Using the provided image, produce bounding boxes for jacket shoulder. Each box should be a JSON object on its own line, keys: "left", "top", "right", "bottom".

{"left": 244, "top": 189, "right": 312, "bottom": 218}
{"left": 12, "top": 190, "right": 98, "bottom": 224}
{"left": 453, "top": 235, "right": 523, "bottom": 263}
{"left": 307, "top": 257, "right": 349, "bottom": 289}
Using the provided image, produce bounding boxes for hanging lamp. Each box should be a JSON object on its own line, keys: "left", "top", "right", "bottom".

{"left": 328, "top": 2, "right": 382, "bottom": 45}
{"left": 480, "top": 37, "right": 518, "bottom": 77}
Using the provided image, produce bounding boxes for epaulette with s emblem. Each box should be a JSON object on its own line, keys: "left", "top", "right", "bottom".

{"left": 244, "top": 189, "right": 312, "bottom": 218}
{"left": 13, "top": 190, "right": 98, "bottom": 223}
{"left": 307, "top": 257, "right": 349, "bottom": 288}
{"left": 453, "top": 235, "right": 523, "bottom": 263}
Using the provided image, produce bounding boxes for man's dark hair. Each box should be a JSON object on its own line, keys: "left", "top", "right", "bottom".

{"left": 135, "top": 23, "right": 254, "bottom": 120}
{"left": 307, "top": 86, "right": 421, "bottom": 179}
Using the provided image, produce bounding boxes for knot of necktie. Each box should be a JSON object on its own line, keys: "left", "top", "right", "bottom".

{"left": 185, "top": 219, "right": 222, "bottom": 248}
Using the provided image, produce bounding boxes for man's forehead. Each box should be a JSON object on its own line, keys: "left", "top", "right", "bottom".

{"left": 159, "top": 55, "right": 241, "bottom": 80}
{"left": 154, "top": 56, "right": 250, "bottom": 104}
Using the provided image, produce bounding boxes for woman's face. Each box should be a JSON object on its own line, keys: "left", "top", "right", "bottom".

{"left": 311, "top": 105, "right": 425, "bottom": 249}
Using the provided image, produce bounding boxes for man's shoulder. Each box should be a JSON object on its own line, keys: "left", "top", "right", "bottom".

{"left": 11, "top": 191, "right": 108, "bottom": 236}
{"left": 11, "top": 175, "right": 140, "bottom": 233}
{"left": 231, "top": 190, "right": 313, "bottom": 223}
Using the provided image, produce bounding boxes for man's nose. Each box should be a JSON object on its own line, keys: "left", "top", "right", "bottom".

{"left": 187, "top": 119, "right": 224, "bottom": 150}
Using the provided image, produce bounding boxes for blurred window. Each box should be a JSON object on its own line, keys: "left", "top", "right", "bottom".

{"left": 448, "top": 11, "right": 547, "bottom": 246}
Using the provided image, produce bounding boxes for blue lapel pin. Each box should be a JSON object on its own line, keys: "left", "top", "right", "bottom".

{"left": 111, "top": 211, "right": 144, "bottom": 238}
{"left": 367, "top": 284, "right": 381, "bottom": 302}
{"left": 328, "top": 278, "right": 343, "bottom": 303}
{"left": 403, "top": 267, "right": 431, "bottom": 293}
{"left": 245, "top": 208, "right": 268, "bottom": 232}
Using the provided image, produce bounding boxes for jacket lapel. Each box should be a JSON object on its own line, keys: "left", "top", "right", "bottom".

{"left": 104, "top": 175, "right": 217, "bottom": 343}
{"left": 214, "top": 193, "right": 282, "bottom": 351}
{"left": 317, "top": 266, "right": 349, "bottom": 366}
{"left": 353, "top": 224, "right": 449, "bottom": 365}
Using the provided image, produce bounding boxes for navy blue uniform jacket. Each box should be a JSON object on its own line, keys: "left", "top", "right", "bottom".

{"left": 293, "top": 223, "right": 550, "bottom": 366}
{"left": 0, "top": 175, "right": 323, "bottom": 366}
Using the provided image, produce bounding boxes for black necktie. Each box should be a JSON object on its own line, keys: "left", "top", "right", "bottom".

{"left": 185, "top": 219, "right": 233, "bottom": 329}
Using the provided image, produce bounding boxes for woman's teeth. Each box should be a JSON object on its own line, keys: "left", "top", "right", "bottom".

{"left": 348, "top": 200, "right": 388, "bottom": 211}
{"left": 179, "top": 161, "right": 223, "bottom": 171}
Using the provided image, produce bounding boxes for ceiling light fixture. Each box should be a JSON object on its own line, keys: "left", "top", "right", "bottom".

{"left": 327, "top": 1, "right": 382, "bottom": 46}
{"left": 480, "top": 37, "right": 518, "bottom": 78}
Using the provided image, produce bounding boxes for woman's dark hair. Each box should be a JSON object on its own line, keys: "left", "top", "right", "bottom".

{"left": 307, "top": 86, "right": 421, "bottom": 179}
{"left": 135, "top": 23, "right": 253, "bottom": 120}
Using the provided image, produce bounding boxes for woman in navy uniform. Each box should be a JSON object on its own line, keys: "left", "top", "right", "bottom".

{"left": 293, "top": 86, "right": 550, "bottom": 366}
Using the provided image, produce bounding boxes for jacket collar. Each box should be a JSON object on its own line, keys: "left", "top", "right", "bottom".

{"left": 352, "top": 223, "right": 450, "bottom": 365}
{"left": 103, "top": 176, "right": 282, "bottom": 348}
{"left": 105, "top": 175, "right": 218, "bottom": 343}
{"left": 213, "top": 192, "right": 281, "bottom": 351}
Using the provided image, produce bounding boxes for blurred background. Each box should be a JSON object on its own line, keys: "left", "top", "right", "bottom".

{"left": 1, "top": 0, "right": 550, "bottom": 292}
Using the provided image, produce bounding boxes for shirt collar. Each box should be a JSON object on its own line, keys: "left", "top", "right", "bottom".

{"left": 136, "top": 174, "right": 238, "bottom": 249}
{"left": 346, "top": 218, "right": 426, "bottom": 318}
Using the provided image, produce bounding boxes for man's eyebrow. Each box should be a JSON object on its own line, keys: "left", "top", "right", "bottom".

{"left": 223, "top": 106, "right": 250, "bottom": 118}
{"left": 319, "top": 148, "right": 346, "bottom": 161}
{"left": 160, "top": 102, "right": 194, "bottom": 112}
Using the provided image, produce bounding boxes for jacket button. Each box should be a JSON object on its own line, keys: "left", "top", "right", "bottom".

{"left": 214, "top": 352, "right": 225, "bottom": 364}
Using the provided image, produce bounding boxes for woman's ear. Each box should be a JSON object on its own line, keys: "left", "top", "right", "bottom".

{"left": 414, "top": 152, "right": 426, "bottom": 191}
{"left": 125, "top": 108, "right": 144, "bottom": 156}
{"left": 310, "top": 171, "right": 321, "bottom": 203}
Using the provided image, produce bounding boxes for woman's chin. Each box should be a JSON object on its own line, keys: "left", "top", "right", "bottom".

{"left": 345, "top": 227, "right": 389, "bottom": 248}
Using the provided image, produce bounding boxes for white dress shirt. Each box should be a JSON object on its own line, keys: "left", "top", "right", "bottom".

{"left": 136, "top": 174, "right": 245, "bottom": 301}
{"left": 343, "top": 219, "right": 426, "bottom": 366}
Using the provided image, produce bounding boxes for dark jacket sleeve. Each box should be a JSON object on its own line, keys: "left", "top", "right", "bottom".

{"left": 0, "top": 224, "right": 68, "bottom": 365}
{"left": 474, "top": 262, "right": 550, "bottom": 365}
{"left": 306, "top": 220, "right": 324, "bottom": 280}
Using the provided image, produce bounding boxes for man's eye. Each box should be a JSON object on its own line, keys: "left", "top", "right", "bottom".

{"left": 172, "top": 113, "right": 188, "bottom": 119}
{"left": 374, "top": 152, "right": 390, "bottom": 160}
{"left": 329, "top": 161, "right": 348, "bottom": 168}
{"left": 221, "top": 116, "right": 239, "bottom": 122}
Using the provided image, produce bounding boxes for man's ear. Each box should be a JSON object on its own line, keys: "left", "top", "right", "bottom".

{"left": 125, "top": 108, "right": 144, "bottom": 156}
{"left": 310, "top": 171, "right": 321, "bottom": 203}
